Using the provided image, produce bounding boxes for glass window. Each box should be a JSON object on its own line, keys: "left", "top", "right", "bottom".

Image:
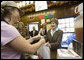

{"left": 59, "top": 17, "right": 75, "bottom": 47}
{"left": 62, "top": 24, "right": 66, "bottom": 28}
{"left": 65, "top": 18, "right": 70, "bottom": 23}
{"left": 65, "top": 23, "right": 69, "bottom": 28}
{"left": 70, "top": 23, "right": 74, "bottom": 27}
{"left": 69, "top": 28, "right": 75, "bottom": 32}
{"left": 58, "top": 17, "right": 75, "bottom": 33}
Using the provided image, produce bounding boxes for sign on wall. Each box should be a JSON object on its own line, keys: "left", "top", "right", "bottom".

{"left": 35, "top": 1, "right": 48, "bottom": 12}
{"left": 41, "top": 19, "right": 45, "bottom": 25}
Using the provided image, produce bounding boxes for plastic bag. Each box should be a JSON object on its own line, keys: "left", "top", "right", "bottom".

{"left": 29, "top": 54, "right": 39, "bottom": 59}
{"left": 37, "top": 44, "right": 50, "bottom": 59}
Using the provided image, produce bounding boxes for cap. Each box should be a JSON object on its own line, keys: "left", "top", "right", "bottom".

{"left": 1, "top": 1, "right": 24, "bottom": 17}
{"left": 1, "top": 1, "right": 18, "bottom": 8}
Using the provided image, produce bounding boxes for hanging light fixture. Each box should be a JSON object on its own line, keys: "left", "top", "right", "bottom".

{"left": 51, "top": 1, "right": 56, "bottom": 3}
{"left": 26, "top": 1, "right": 29, "bottom": 5}
{"left": 30, "top": 1, "right": 34, "bottom": 4}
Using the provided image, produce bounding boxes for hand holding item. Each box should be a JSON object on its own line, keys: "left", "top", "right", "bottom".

{"left": 32, "top": 34, "right": 41, "bottom": 40}
{"left": 41, "top": 36, "right": 44, "bottom": 39}
{"left": 39, "top": 28, "right": 44, "bottom": 36}
{"left": 40, "top": 36, "right": 45, "bottom": 44}
{"left": 37, "top": 54, "right": 43, "bottom": 59}
{"left": 45, "top": 42, "right": 51, "bottom": 48}
{"left": 37, "top": 34, "right": 41, "bottom": 39}
{"left": 39, "top": 28, "right": 43, "bottom": 34}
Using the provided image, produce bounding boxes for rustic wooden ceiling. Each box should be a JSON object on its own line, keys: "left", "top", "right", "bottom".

{"left": 13, "top": 1, "right": 82, "bottom": 16}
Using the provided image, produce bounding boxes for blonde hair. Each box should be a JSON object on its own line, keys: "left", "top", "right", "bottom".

{"left": 19, "top": 22, "right": 24, "bottom": 27}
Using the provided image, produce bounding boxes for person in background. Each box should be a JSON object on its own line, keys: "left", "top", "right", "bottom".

{"left": 13, "top": 21, "right": 19, "bottom": 29}
{"left": 45, "top": 18, "right": 63, "bottom": 59}
{"left": 30, "top": 26, "right": 38, "bottom": 37}
{"left": 25, "top": 26, "right": 30, "bottom": 39}
{"left": 1, "top": 1, "right": 45, "bottom": 59}
{"left": 30, "top": 26, "right": 39, "bottom": 44}
{"left": 14, "top": 22, "right": 27, "bottom": 38}
{"left": 14, "top": 22, "right": 27, "bottom": 59}
{"left": 37, "top": 23, "right": 47, "bottom": 59}
{"left": 39, "top": 23, "right": 47, "bottom": 36}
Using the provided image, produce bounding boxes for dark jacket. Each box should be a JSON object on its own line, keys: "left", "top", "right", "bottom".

{"left": 46, "top": 29, "right": 63, "bottom": 51}
{"left": 29, "top": 30, "right": 39, "bottom": 44}
{"left": 30, "top": 30, "right": 38, "bottom": 37}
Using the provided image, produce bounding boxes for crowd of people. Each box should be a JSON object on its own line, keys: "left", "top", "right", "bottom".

{"left": 1, "top": 1, "right": 63, "bottom": 59}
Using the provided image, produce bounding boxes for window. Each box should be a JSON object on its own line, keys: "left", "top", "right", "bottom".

{"left": 58, "top": 17, "right": 75, "bottom": 33}
{"left": 59, "top": 17, "right": 76, "bottom": 47}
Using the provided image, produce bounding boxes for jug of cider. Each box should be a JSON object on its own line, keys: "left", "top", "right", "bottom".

{"left": 74, "top": 14, "right": 83, "bottom": 43}
{"left": 74, "top": 3, "right": 83, "bottom": 44}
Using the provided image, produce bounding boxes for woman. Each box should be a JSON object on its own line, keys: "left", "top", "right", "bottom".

{"left": 1, "top": 1, "right": 45, "bottom": 59}
{"left": 46, "top": 18, "right": 63, "bottom": 59}
{"left": 15, "top": 22, "right": 27, "bottom": 38}
{"left": 39, "top": 23, "right": 47, "bottom": 36}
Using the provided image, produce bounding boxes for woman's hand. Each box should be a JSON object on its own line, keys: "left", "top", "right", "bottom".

{"left": 39, "top": 28, "right": 43, "bottom": 34}
{"left": 32, "top": 34, "right": 41, "bottom": 40}
{"left": 45, "top": 42, "right": 51, "bottom": 48}
{"left": 40, "top": 38, "right": 45, "bottom": 44}
{"left": 37, "top": 34, "right": 42, "bottom": 39}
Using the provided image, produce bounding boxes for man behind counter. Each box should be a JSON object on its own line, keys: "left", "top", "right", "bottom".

{"left": 30, "top": 26, "right": 39, "bottom": 44}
